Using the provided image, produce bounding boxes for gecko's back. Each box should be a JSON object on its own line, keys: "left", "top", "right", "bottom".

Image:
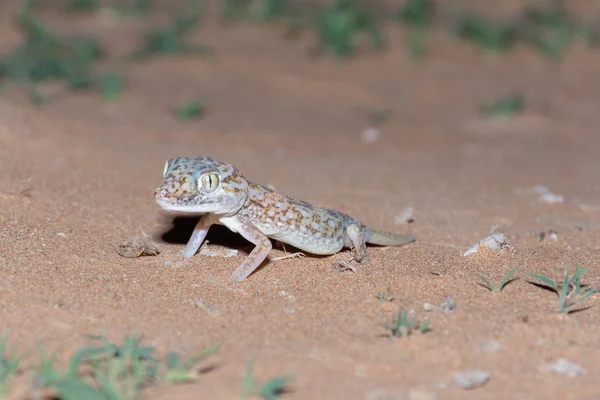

{"left": 237, "top": 181, "right": 368, "bottom": 254}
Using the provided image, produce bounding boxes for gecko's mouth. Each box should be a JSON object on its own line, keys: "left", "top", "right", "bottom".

{"left": 155, "top": 197, "right": 202, "bottom": 214}
{"left": 155, "top": 188, "right": 185, "bottom": 209}
{"left": 154, "top": 187, "right": 211, "bottom": 215}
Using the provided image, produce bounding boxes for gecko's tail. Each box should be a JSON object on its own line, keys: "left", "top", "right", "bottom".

{"left": 368, "top": 229, "right": 415, "bottom": 246}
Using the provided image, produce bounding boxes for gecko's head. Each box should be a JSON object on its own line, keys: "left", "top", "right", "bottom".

{"left": 155, "top": 156, "right": 248, "bottom": 215}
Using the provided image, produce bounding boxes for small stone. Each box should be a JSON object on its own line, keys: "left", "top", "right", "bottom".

{"left": 539, "top": 192, "right": 564, "bottom": 204}
{"left": 579, "top": 203, "right": 598, "bottom": 212}
{"left": 481, "top": 340, "right": 503, "bottom": 353}
{"left": 407, "top": 389, "right": 437, "bottom": 400}
{"left": 117, "top": 237, "right": 160, "bottom": 258}
{"left": 365, "top": 388, "right": 396, "bottom": 400}
{"left": 393, "top": 207, "right": 415, "bottom": 224}
{"left": 424, "top": 297, "right": 455, "bottom": 312}
{"left": 361, "top": 127, "right": 381, "bottom": 143}
{"left": 452, "top": 370, "right": 490, "bottom": 389}
{"left": 439, "top": 296, "right": 455, "bottom": 312}
{"left": 533, "top": 185, "right": 564, "bottom": 204}
{"left": 547, "top": 358, "right": 585, "bottom": 377}
{"left": 279, "top": 290, "right": 296, "bottom": 301}
{"left": 539, "top": 230, "right": 559, "bottom": 241}
{"left": 195, "top": 300, "right": 220, "bottom": 316}
{"left": 464, "top": 233, "right": 508, "bottom": 256}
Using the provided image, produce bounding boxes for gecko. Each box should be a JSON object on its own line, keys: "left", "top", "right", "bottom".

{"left": 155, "top": 156, "right": 415, "bottom": 282}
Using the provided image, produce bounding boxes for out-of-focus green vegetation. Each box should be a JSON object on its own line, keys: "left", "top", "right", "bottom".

{"left": 0, "top": 0, "right": 598, "bottom": 108}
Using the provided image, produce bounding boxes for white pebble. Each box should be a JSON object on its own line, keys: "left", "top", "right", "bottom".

{"left": 394, "top": 207, "right": 414, "bottom": 224}
{"left": 547, "top": 358, "right": 585, "bottom": 377}
{"left": 439, "top": 296, "right": 455, "bottom": 312}
{"left": 453, "top": 370, "right": 490, "bottom": 389}
{"left": 463, "top": 233, "right": 508, "bottom": 256}
{"left": 365, "top": 389, "right": 397, "bottom": 400}
{"left": 407, "top": 389, "right": 437, "bottom": 400}
{"left": 532, "top": 185, "right": 564, "bottom": 204}
{"left": 361, "top": 127, "right": 380, "bottom": 143}
{"left": 481, "top": 340, "right": 503, "bottom": 353}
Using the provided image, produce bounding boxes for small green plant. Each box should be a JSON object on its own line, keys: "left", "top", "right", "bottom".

{"left": 65, "top": 0, "right": 100, "bottom": 12}
{"left": 173, "top": 98, "right": 206, "bottom": 120}
{"left": 480, "top": 93, "right": 524, "bottom": 120}
{"left": 240, "top": 358, "right": 292, "bottom": 400}
{"left": 223, "top": 0, "right": 289, "bottom": 22}
{"left": 529, "top": 264, "right": 596, "bottom": 314}
{"left": 165, "top": 344, "right": 220, "bottom": 383}
{"left": 397, "top": 0, "right": 435, "bottom": 28}
{"left": 314, "top": 0, "right": 384, "bottom": 58}
{"left": 516, "top": 3, "right": 600, "bottom": 60}
{"left": 0, "top": 0, "right": 106, "bottom": 102}
{"left": 385, "top": 309, "right": 431, "bottom": 338}
{"left": 520, "top": 4, "right": 571, "bottom": 58}
{"left": 97, "top": 72, "right": 124, "bottom": 101}
{"left": 122, "top": 0, "right": 155, "bottom": 15}
{"left": 478, "top": 266, "right": 519, "bottom": 292}
{"left": 99, "top": 0, "right": 155, "bottom": 16}
{"left": 128, "top": 0, "right": 211, "bottom": 59}
{"left": 368, "top": 109, "right": 391, "bottom": 126}
{"left": 376, "top": 289, "right": 394, "bottom": 303}
{"left": 0, "top": 334, "right": 21, "bottom": 399}
{"left": 396, "top": 0, "right": 435, "bottom": 59}
{"left": 30, "top": 335, "right": 219, "bottom": 400}
{"left": 251, "top": 0, "right": 288, "bottom": 21}
{"left": 454, "top": 13, "right": 519, "bottom": 53}
{"left": 35, "top": 335, "right": 160, "bottom": 399}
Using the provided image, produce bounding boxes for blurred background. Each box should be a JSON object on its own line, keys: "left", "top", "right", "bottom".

{"left": 1, "top": 0, "right": 599, "bottom": 135}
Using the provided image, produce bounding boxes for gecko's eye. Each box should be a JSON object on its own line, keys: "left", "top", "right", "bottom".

{"left": 199, "top": 172, "right": 220, "bottom": 192}
{"left": 162, "top": 160, "right": 170, "bottom": 177}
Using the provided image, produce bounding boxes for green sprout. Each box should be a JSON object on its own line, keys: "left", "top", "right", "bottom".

{"left": 529, "top": 264, "right": 596, "bottom": 314}
{"left": 478, "top": 266, "right": 519, "bottom": 292}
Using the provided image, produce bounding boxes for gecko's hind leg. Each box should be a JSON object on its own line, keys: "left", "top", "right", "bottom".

{"left": 346, "top": 224, "right": 369, "bottom": 264}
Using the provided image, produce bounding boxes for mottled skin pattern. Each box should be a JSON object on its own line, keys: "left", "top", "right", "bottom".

{"left": 155, "top": 156, "right": 415, "bottom": 282}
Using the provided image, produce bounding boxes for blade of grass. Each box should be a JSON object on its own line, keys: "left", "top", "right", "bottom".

{"left": 477, "top": 274, "right": 494, "bottom": 291}
{"left": 480, "top": 93, "right": 524, "bottom": 120}
{"left": 565, "top": 289, "right": 595, "bottom": 313}
{"left": 498, "top": 266, "right": 519, "bottom": 291}
{"left": 173, "top": 99, "right": 205, "bottom": 120}
{"left": 258, "top": 377, "right": 292, "bottom": 400}
{"left": 97, "top": 72, "right": 124, "bottom": 101}
{"left": 529, "top": 273, "right": 559, "bottom": 292}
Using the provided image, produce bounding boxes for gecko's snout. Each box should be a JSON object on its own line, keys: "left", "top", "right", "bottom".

{"left": 154, "top": 187, "right": 168, "bottom": 199}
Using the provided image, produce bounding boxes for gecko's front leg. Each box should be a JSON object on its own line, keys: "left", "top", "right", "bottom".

{"left": 183, "top": 215, "right": 213, "bottom": 258}
{"left": 231, "top": 223, "right": 272, "bottom": 282}
{"left": 346, "top": 224, "right": 369, "bottom": 264}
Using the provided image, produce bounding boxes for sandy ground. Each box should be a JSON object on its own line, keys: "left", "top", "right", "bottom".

{"left": 1, "top": 1, "right": 600, "bottom": 399}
